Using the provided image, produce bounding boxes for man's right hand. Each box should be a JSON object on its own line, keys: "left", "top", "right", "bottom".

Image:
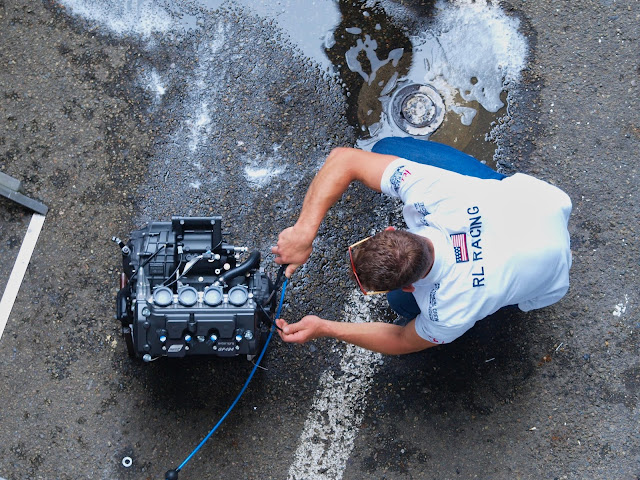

{"left": 271, "top": 147, "right": 396, "bottom": 278}
{"left": 276, "top": 316, "right": 326, "bottom": 344}
{"left": 271, "top": 225, "right": 314, "bottom": 277}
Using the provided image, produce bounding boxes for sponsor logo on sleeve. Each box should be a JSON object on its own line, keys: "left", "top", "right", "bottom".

{"left": 428, "top": 283, "right": 440, "bottom": 322}
{"left": 414, "top": 201, "right": 430, "bottom": 225}
{"left": 390, "top": 165, "right": 411, "bottom": 192}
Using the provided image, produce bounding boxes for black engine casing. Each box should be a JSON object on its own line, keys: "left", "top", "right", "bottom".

{"left": 115, "top": 217, "right": 274, "bottom": 360}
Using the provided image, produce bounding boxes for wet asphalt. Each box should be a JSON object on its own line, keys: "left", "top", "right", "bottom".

{"left": 0, "top": 0, "right": 639, "bottom": 479}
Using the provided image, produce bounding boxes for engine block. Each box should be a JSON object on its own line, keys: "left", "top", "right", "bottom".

{"left": 115, "top": 217, "right": 274, "bottom": 360}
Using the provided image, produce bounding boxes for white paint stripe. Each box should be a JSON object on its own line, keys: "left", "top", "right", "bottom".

{"left": 287, "top": 291, "right": 383, "bottom": 480}
{"left": 0, "top": 213, "right": 46, "bottom": 341}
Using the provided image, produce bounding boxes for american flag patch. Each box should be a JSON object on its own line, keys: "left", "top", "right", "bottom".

{"left": 451, "top": 233, "right": 469, "bottom": 263}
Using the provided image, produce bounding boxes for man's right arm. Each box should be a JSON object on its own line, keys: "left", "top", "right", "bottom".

{"left": 272, "top": 147, "right": 397, "bottom": 277}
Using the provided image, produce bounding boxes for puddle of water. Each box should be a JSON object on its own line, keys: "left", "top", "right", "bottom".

{"left": 59, "top": 0, "right": 174, "bottom": 37}
{"left": 333, "top": 0, "right": 528, "bottom": 165}
{"left": 58, "top": 0, "right": 527, "bottom": 167}
{"left": 325, "top": 1, "right": 413, "bottom": 137}
{"left": 186, "top": 0, "right": 341, "bottom": 71}
{"left": 429, "top": 90, "right": 508, "bottom": 165}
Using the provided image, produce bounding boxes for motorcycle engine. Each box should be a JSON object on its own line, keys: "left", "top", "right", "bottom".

{"left": 114, "top": 217, "right": 274, "bottom": 361}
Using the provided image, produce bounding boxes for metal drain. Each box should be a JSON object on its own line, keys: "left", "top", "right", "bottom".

{"left": 391, "top": 84, "right": 445, "bottom": 136}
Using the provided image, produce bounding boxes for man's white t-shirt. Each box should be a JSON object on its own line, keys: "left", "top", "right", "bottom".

{"left": 380, "top": 159, "right": 572, "bottom": 344}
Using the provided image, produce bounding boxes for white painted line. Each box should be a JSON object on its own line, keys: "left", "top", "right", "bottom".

{"left": 287, "top": 291, "right": 383, "bottom": 480}
{"left": 0, "top": 213, "right": 46, "bottom": 341}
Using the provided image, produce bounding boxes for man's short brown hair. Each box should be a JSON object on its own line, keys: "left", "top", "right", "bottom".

{"left": 349, "top": 230, "right": 431, "bottom": 292}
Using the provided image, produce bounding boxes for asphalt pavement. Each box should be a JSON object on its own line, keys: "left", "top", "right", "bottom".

{"left": 0, "top": 1, "right": 638, "bottom": 479}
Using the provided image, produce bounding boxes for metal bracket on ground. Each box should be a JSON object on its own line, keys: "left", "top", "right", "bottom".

{"left": 0, "top": 171, "right": 48, "bottom": 215}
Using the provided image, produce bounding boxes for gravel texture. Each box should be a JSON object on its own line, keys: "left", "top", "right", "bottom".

{"left": 0, "top": 0, "right": 638, "bottom": 479}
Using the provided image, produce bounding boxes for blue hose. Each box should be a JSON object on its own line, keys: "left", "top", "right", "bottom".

{"left": 166, "top": 278, "right": 288, "bottom": 479}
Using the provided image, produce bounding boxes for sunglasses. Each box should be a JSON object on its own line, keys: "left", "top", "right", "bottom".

{"left": 348, "top": 236, "right": 390, "bottom": 295}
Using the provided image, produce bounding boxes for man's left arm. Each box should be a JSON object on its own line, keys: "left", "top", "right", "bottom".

{"left": 276, "top": 316, "right": 436, "bottom": 355}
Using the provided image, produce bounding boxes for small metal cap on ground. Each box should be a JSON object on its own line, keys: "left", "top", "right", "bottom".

{"left": 391, "top": 83, "right": 445, "bottom": 136}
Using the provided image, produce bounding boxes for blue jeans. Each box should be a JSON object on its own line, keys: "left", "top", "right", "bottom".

{"left": 372, "top": 136, "right": 505, "bottom": 180}
{"left": 372, "top": 137, "right": 505, "bottom": 319}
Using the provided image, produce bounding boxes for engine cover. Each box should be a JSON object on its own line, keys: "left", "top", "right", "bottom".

{"left": 115, "top": 216, "right": 274, "bottom": 360}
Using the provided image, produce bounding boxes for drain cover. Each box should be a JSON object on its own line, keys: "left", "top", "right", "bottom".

{"left": 391, "top": 84, "right": 445, "bottom": 136}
